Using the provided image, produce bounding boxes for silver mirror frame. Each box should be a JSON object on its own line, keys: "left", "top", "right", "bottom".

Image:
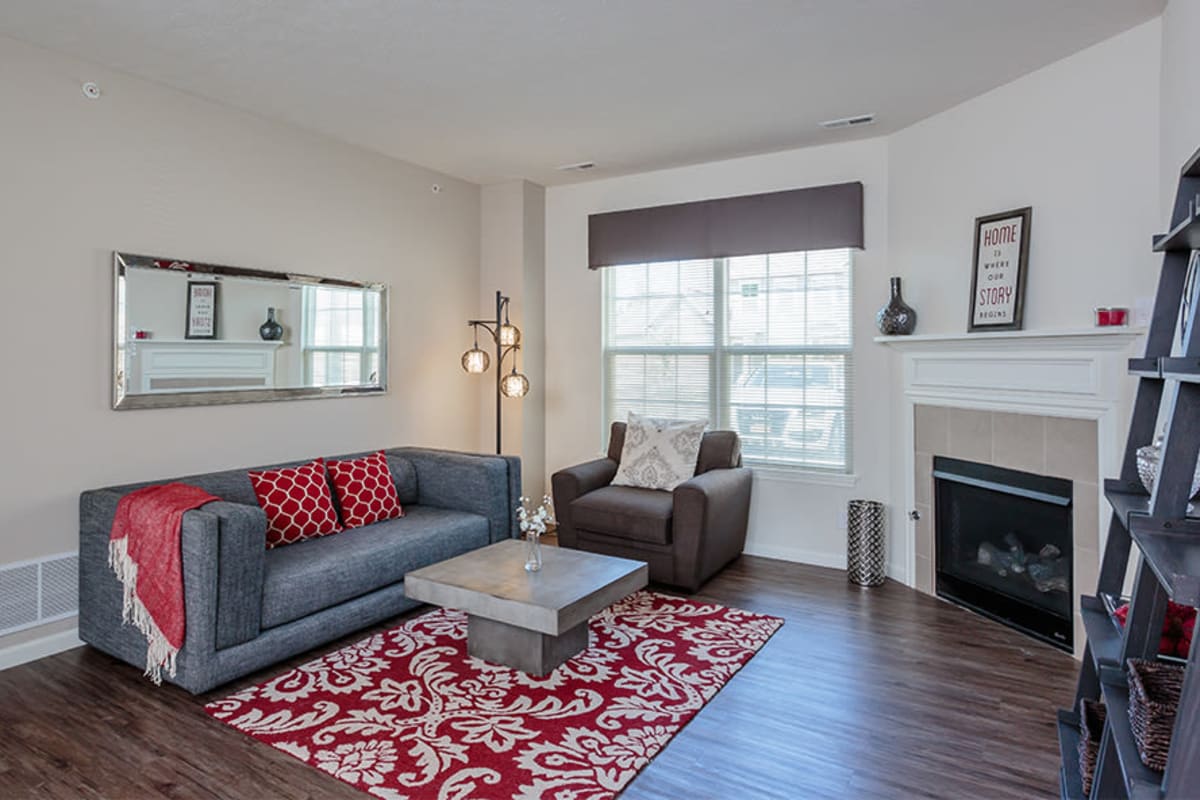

{"left": 112, "top": 252, "right": 389, "bottom": 410}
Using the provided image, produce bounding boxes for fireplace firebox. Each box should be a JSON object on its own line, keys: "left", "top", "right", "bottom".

{"left": 933, "top": 456, "right": 1073, "bottom": 651}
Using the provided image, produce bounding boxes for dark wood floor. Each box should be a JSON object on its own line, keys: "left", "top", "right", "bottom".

{"left": 0, "top": 556, "right": 1076, "bottom": 799}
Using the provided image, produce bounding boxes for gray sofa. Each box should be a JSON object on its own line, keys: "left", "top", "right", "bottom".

{"left": 79, "top": 447, "right": 520, "bottom": 694}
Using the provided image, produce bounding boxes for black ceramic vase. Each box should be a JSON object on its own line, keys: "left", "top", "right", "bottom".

{"left": 259, "top": 307, "right": 284, "bottom": 341}
{"left": 876, "top": 277, "right": 917, "bottom": 335}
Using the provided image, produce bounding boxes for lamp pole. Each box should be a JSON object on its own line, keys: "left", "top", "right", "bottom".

{"left": 493, "top": 290, "right": 503, "bottom": 454}
{"left": 463, "top": 290, "right": 527, "bottom": 455}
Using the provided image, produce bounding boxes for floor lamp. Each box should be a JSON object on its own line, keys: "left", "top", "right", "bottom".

{"left": 461, "top": 290, "right": 530, "bottom": 454}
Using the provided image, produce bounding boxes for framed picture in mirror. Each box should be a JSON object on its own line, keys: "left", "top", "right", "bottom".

{"left": 185, "top": 281, "right": 219, "bottom": 339}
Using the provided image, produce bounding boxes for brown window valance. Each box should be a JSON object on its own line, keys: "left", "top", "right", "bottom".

{"left": 587, "top": 181, "right": 864, "bottom": 269}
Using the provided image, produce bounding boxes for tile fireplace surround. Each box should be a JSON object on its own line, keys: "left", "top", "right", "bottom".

{"left": 879, "top": 328, "right": 1145, "bottom": 658}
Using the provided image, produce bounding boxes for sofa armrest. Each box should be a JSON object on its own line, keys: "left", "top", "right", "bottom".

{"left": 78, "top": 489, "right": 266, "bottom": 663}
{"left": 200, "top": 501, "right": 267, "bottom": 649}
{"left": 671, "top": 467, "right": 753, "bottom": 591}
{"left": 551, "top": 458, "right": 618, "bottom": 548}
{"left": 393, "top": 448, "right": 519, "bottom": 542}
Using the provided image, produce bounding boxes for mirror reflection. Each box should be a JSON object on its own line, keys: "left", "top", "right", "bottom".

{"left": 113, "top": 252, "right": 387, "bottom": 409}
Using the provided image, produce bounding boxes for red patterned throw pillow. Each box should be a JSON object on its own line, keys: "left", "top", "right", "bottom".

{"left": 248, "top": 459, "right": 343, "bottom": 548}
{"left": 327, "top": 450, "right": 404, "bottom": 529}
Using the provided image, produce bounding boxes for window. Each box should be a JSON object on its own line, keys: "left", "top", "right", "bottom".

{"left": 301, "top": 286, "right": 381, "bottom": 387}
{"left": 603, "top": 249, "right": 852, "bottom": 472}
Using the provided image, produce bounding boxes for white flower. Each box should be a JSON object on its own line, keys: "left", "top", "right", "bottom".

{"left": 516, "top": 495, "right": 556, "bottom": 534}
{"left": 314, "top": 739, "right": 398, "bottom": 786}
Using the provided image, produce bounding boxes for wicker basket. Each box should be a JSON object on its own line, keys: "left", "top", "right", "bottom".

{"left": 1127, "top": 658, "right": 1186, "bottom": 771}
{"left": 1078, "top": 698, "right": 1107, "bottom": 795}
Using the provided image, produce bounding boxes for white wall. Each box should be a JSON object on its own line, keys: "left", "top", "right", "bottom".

{"left": 1160, "top": 0, "right": 1200, "bottom": 216}
{"left": 884, "top": 19, "right": 1161, "bottom": 580}
{"left": 124, "top": 268, "right": 301, "bottom": 386}
{"left": 545, "top": 138, "right": 891, "bottom": 567}
{"left": 124, "top": 268, "right": 295, "bottom": 343}
{"left": 888, "top": 19, "right": 1162, "bottom": 336}
{"left": 479, "top": 180, "right": 546, "bottom": 497}
{"left": 521, "top": 181, "right": 548, "bottom": 499}
{"left": 0, "top": 36, "right": 481, "bottom": 646}
{"left": 544, "top": 18, "right": 1163, "bottom": 577}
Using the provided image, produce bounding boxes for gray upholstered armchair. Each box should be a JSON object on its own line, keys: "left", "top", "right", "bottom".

{"left": 551, "top": 422, "right": 752, "bottom": 592}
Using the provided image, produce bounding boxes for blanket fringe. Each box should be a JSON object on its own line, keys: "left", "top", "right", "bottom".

{"left": 108, "top": 537, "right": 179, "bottom": 685}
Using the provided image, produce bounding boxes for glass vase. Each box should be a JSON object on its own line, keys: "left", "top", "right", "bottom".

{"left": 524, "top": 532, "right": 542, "bottom": 572}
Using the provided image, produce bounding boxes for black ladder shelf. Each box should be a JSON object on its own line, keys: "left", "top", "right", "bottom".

{"left": 1057, "top": 146, "right": 1200, "bottom": 799}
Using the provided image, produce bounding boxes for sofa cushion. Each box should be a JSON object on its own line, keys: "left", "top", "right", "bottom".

{"left": 608, "top": 421, "right": 740, "bottom": 474}
{"left": 570, "top": 485, "right": 674, "bottom": 545}
{"left": 611, "top": 412, "right": 707, "bottom": 491}
{"left": 249, "top": 459, "right": 343, "bottom": 548}
{"left": 260, "top": 505, "right": 490, "bottom": 629}
{"left": 328, "top": 450, "right": 404, "bottom": 528}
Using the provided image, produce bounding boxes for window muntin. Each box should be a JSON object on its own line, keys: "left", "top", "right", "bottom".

{"left": 301, "top": 286, "right": 381, "bottom": 387}
{"left": 603, "top": 249, "right": 852, "bottom": 472}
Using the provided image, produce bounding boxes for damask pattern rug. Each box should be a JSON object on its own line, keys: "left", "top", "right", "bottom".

{"left": 205, "top": 591, "right": 782, "bottom": 799}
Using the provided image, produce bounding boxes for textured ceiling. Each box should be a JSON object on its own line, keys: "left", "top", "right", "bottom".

{"left": 0, "top": 0, "right": 1164, "bottom": 185}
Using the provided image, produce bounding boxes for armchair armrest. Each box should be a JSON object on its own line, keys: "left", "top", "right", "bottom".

{"left": 671, "top": 467, "right": 753, "bottom": 591}
{"left": 393, "top": 448, "right": 520, "bottom": 542}
{"left": 551, "top": 458, "right": 618, "bottom": 548}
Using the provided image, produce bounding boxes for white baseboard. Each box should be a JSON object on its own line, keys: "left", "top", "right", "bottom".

{"left": 0, "top": 627, "right": 83, "bottom": 672}
{"left": 743, "top": 543, "right": 912, "bottom": 585}
{"left": 742, "top": 542, "right": 846, "bottom": 570}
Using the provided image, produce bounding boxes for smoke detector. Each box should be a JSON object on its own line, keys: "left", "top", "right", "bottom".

{"left": 557, "top": 161, "right": 596, "bottom": 172}
{"left": 819, "top": 113, "right": 875, "bottom": 130}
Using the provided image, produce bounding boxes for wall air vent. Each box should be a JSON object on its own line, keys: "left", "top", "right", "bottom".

{"left": 0, "top": 553, "right": 78, "bottom": 636}
{"left": 557, "top": 161, "right": 596, "bottom": 172}
{"left": 820, "top": 113, "right": 876, "bottom": 130}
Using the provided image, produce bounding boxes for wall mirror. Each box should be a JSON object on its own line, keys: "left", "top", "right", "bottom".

{"left": 112, "top": 252, "right": 388, "bottom": 410}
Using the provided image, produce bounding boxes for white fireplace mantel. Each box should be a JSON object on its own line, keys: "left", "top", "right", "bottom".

{"left": 875, "top": 326, "right": 1145, "bottom": 349}
{"left": 878, "top": 327, "right": 1145, "bottom": 592}
{"left": 876, "top": 327, "right": 1145, "bottom": 417}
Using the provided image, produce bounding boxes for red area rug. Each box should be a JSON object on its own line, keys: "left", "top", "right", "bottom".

{"left": 206, "top": 591, "right": 782, "bottom": 799}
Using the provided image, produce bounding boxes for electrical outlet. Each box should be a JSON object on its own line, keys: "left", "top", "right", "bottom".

{"left": 836, "top": 507, "right": 848, "bottom": 530}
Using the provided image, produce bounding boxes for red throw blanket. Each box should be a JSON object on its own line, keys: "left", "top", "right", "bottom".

{"left": 109, "top": 483, "right": 218, "bottom": 684}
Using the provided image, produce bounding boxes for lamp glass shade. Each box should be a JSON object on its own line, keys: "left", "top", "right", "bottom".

{"left": 500, "top": 371, "right": 530, "bottom": 398}
{"left": 498, "top": 324, "right": 521, "bottom": 347}
{"left": 461, "top": 347, "right": 490, "bottom": 374}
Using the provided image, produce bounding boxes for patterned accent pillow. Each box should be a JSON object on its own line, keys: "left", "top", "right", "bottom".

{"left": 248, "top": 459, "right": 343, "bottom": 548}
{"left": 611, "top": 412, "right": 708, "bottom": 491}
{"left": 327, "top": 450, "right": 404, "bottom": 529}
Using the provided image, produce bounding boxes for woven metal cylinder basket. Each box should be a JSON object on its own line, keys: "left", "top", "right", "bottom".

{"left": 847, "top": 500, "right": 886, "bottom": 587}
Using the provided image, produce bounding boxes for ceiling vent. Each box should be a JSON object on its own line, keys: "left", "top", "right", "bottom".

{"left": 820, "top": 113, "right": 876, "bottom": 130}
{"left": 557, "top": 161, "right": 596, "bottom": 172}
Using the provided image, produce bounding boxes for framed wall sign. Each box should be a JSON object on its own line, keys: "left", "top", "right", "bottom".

{"left": 968, "top": 207, "right": 1032, "bottom": 332}
{"left": 185, "top": 281, "right": 219, "bottom": 339}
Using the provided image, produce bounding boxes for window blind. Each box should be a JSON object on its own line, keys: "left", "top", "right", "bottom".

{"left": 588, "top": 182, "right": 863, "bottom": 269}
{"left": 603, "top": 250, "right": 853, "bottom": 472}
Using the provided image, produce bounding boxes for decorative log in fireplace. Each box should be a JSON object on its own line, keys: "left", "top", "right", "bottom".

{"left": 933, "top": 456, "right": 1073, "bottom": 651}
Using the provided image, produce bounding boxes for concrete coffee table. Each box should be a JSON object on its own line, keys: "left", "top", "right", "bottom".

{"left": 404, "top": 539, "right": 648, "bottom": 676}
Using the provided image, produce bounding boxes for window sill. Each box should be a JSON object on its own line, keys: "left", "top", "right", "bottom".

{"left": 745, "top": 464, "right": 860, "bottom": 487}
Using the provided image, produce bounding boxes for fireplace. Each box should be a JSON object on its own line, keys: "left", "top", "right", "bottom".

{"left": 934, "top": 456, "right": 1073, "bottom": 652}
